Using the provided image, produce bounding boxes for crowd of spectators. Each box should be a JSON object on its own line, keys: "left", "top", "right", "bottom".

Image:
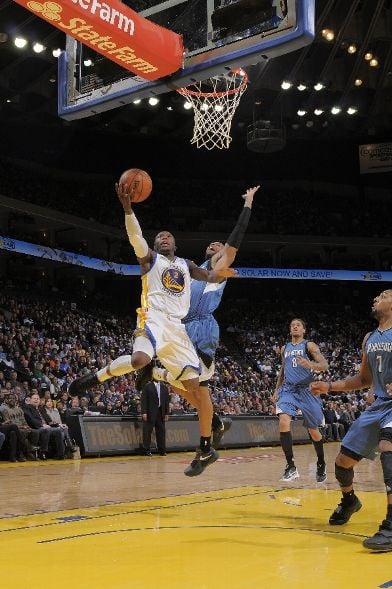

{"left": 0, "top": 285, "right": 375, "bottom": 459}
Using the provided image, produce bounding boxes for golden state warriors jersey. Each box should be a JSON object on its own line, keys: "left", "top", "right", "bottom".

{"left": 140, "top": 253, "right": 191, "bottom": 319}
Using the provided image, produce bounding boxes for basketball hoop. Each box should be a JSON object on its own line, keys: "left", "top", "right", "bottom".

{"left": 177, "top": 69, "right": 248, "bottom": 150}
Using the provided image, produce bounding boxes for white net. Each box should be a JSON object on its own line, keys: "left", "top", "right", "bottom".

{"left": 177, "top": 70, "right": 248, "bottom": 150}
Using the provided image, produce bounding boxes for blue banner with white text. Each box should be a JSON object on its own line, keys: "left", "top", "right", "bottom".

{"left": 1, "top": 236, "right": 391, "bottom": 282}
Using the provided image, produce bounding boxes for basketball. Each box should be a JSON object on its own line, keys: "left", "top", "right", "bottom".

{"left": 118, "top": 168, "right": 152, "bottom": 203}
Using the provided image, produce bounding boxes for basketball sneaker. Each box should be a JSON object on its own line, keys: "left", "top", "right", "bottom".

{"left": 329, "top": 495, "right": 362, "bottom": 525}
{"left": 135, "top": 363, "right": 153, "bottom": 392}
{"left": 212, "top": 418, "right": 232, "bottom": 448}
{"left": 316, "top": 462, "right": 327, "bottom": 483}
{"left": 279, "top": 464, "right": 300, "bottom": 482}
{"left": 363, "top": 520, "right": 392, "bottom": 551}
{"left": 68, "top": 372, "right": 99, "bottom": 396}
{"left": 184, "top": 447, "right": 219, "bottom": 477}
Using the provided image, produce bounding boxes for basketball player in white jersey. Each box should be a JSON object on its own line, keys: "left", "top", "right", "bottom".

{"left": 69, "top": 184, "right": 237, "bottom": 476}
{"left": 139, "top": 186, "right": 259, "bottom": 450}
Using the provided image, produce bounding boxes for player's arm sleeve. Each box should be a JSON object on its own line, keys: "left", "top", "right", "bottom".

{"left": 125, "top": 213, "right": 149, "bottom": 258}
{"left": 226, "top": 206, "right": 251, "bottom": 249}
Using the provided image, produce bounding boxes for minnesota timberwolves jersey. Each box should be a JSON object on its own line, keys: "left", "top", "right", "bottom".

{"left": 183, "top": 260, "right": 226, "bottom": 322}
{"left": 365, "top": 327, "right": 392, "bottom": 398}
{"left": 283, "top": 340, "right": 313, "bottom": 386}
{"left": 140, "top": 253, "right": 191, "bottom": 319}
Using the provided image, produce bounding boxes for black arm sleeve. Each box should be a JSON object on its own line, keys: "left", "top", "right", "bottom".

{"left": 226, "top": 206, "right": 251, "bottom": 249}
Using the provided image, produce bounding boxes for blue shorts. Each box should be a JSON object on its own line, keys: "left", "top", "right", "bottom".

{"left": 277, "top": 383, "right": 324, "bottom": 429}
{"left": 341, "top": 397, "right": 392, "bottom": 460}
{"left": 184, "top": 315, "right": 219, "bottom": 360}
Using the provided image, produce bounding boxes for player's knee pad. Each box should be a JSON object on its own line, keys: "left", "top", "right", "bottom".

{"left": 335, "top": 464, "right": 354, "bottom": 488}
{"left": 379, "top": 428, "right": 392, "bottom": 443}
{"left": 380, "top": 451, "right": 392, "bottom": 495}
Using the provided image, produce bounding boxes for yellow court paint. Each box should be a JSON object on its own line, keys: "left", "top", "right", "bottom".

{"left": 0, "top": 485, "right": 391, "bottom": 589}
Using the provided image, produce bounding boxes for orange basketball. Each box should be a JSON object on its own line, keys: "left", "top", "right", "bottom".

{"left": 118, "top": 168, "right": 152, "bottom": 203}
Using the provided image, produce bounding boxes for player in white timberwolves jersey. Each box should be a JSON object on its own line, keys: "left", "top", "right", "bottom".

{"left": 311, "top": 290, "right": 392, "bottom": 552}
{"left": 69, "top": 184, "right": 237, "bottom": 476}
{"left": 273, "top": 318, "right": 329, "bottom": 483}
{"left": 140, "top": 186, "right": 259, "bottom": 450}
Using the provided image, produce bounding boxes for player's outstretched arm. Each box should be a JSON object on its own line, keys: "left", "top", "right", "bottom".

{"left": 213, "top": 185, "right": 260, "bottom": 272}
{"left": 116, "top": 183, "right": 153, "bottom": 265}
{"left": 188, "top": 261, "right": 237, "bottom": 283}
{"left": 310, "top": 333, "right": 372, "bottom": 395}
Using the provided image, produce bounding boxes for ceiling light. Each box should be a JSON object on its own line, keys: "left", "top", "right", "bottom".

{"left": 214, "top": 104, "right": 224, "bottom": 112}
{"left": 32, "top": 42, "right": 45, "bottom": 53}
{"left": 14, "top": 37, "right": 27, "bottom": 48}
{"left": 83, "top": 59, "right": 93, "bottom": 67}
{"left": 322, "top": 28, "right": 334, "bottom": 41}
{"left": 183, "top": 101, "right": 192, "bottom": 110}
{"left": 347, "top": 44, "right": 357, "bottom": 54}
{"left": 314, "top": 108, "right": 324, "bottom": 116}
{"left": 314, "top": 82, "right": 325, "bottom": 91}
{"left": 281, "top": 80, "right": 292, "bottom": 90}
{"left": 52, "top": 48, "right": 61, "bottom": 58}
{"left": 364, "top": 52, "right": 373, "bottom": 61}
{"left": 347, "top": 107, "right": 358, "bottom": 115}
{"left": 0, "top": 33, "right": 8, "bottom": 43}
{"left": 148, "top": 97, "right": 159, "bottom": 106}
{"left": 306, "top": 120, "right": 314, "bottom": 128}
{"left": 354, "top": 78, "right": 363, "bottom": 86}
{"left": 297, "top": 109, "right": 306, "bottom": 117}
{"left": 133, "top": 99, "right": 141, "bottom": 104}
{"left": 297, "top": 83, "right": 307, "bottom": 91}
{"left": 370, "top": 58, "right": 379, "bottom": 67}
{"left": 6, "top": 99, "right": 11, "bottom": 103}
{"left": 331, "top": 106, "right": 341, "bottom": 115}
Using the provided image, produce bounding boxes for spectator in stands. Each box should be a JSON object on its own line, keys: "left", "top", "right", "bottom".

{"left": 23, "top": 392, "right": 65, "bottom": 459}
{"left": 1, "top": 394, "right": 40, "bottom": 459}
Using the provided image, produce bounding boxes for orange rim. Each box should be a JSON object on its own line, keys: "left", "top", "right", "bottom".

{"left": 177, "top": 70, "right": 248, "bottom": 99}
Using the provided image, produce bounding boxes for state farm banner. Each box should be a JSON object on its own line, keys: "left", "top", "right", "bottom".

{"left": 359, "top": 143, "right": 392, "bottom": 174}
{"left": 13, "top": 0, "right": 183, "bottom": 79}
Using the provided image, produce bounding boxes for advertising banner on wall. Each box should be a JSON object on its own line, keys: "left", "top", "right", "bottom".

{"left": 359, "top": 143, "right": 392, "bottom": 174}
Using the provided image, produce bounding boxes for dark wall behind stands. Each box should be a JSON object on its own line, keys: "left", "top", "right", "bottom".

{"left": 0, "top": 119, "right": 365, "bottom": 184}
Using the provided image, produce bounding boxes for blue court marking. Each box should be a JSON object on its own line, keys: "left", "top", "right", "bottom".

{"left": 55, "top": 515, "right": 90, "bottom": 522}
{"left": 38, "top": 524, "right": 368, "bottom": 544}
{"left": 379, "top": 582, "right": 392, "bottom": 588}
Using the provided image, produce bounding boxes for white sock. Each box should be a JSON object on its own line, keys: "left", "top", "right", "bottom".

{"left": 97, "top": 355, "right": 134, "bottom": 382}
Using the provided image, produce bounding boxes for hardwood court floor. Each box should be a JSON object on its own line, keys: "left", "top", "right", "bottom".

{"left": 0, "top": 443, "right": 390, "bottom": 589}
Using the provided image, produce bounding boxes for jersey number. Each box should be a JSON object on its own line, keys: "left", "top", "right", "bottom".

{"left": 376, "top": 355, "right": 383, "bottom": 373}
{"left": 292, "top": 358, "right": 297, "bottom": 368}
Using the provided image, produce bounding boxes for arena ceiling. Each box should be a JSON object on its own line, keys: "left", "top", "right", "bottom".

{"left": 1, "top": 0, "right": 392, "bottom": 148}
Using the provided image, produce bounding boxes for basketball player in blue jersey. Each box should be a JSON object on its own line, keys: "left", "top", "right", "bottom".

{"left": 273, "top": 318, "right": 329, "bottom": 482}
{"left": 69, "top": 184, "right": 237, "bottom": 477}
{"left": 311, "top": 289, "right": 392, "bottom": 552}
{"left": 138, "top": 185, "right": 259, "bottom": 453}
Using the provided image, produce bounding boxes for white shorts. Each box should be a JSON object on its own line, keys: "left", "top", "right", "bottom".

{"left": 133, "top": 308, "right": 200, "bottom": 381}
{"left": 166, "top": 358, "right": 215, "bottom": 391}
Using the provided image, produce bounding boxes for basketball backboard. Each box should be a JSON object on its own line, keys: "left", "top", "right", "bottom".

{"left": 58, "top": 0, "right": 314, "bottom": 120}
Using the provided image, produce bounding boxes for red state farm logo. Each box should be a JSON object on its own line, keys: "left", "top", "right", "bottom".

{"left": 27, "top": 1, "right": 62, "bottom": 21}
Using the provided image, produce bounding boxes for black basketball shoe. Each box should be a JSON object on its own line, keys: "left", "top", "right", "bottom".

{"left": 212, "top": 418, "right": 232, "bottom": 448}
{"left": 363, "top": 520, "right": 392, "bottom": 551}
{"left": 329, "top": 495, "right": 362, "bottom": 525}
{"left": 184, "top": 448, "right": 219, "bottom": 477}
{"left": 135, "top": 363, "right": 153, "bottom": 392}
{"left": 68, "top": 372, "right": 99, "bottom": 397}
